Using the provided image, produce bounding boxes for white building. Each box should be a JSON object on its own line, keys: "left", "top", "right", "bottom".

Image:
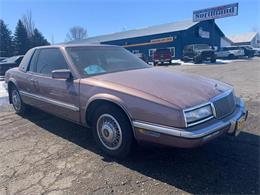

{"left": 228, "top": 32, "right": 260, "bottom": 48}
{"left": 220, "top": 36, "right": 233, "bottom": 47}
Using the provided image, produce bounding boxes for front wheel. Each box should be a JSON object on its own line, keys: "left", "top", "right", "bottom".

{"left": 92, "top": 104, "right": 134, "bottom": 159}
{"left": 10, "top": 86, "right": 27, "bottom": 114}
{"left": 210, "top": 57, "right": 216, "bottom": 63}
{"left": 194, "top": 56, "right": 202, "bottom": 64}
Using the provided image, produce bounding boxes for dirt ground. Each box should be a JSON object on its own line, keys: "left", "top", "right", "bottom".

{"left": 0, "top": 58, "right": 259, "bottom": 195}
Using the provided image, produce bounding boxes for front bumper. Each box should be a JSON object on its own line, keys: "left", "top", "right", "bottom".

{"left": 133, "top": 98, "right": 248, "bottom": 148}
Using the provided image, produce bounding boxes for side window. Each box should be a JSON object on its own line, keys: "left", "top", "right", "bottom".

{"left": 28, "top": 50, "right": 39, "bottom": 72}
{"left": 149, "top": 49, "right": 156, "bottom": 57}
{"left": 36, "top": 48, "right": 68, "bottom": 76}
{"left": 15, "top": 57, "right": 23, "bottom": 65}
{"left": 168, "top": 47, "right": 175, "bottom": 57}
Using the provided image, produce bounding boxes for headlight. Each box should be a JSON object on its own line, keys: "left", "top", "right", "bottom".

{"left": 184, "top": 104, "right": 213, "bottom": 126}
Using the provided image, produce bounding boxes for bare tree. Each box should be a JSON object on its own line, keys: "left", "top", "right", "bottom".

{"left": 66, "top": 26, "right": 87, "bottom": 41}
{"left": 22, "top": 10, "right": 35, "bottom": 37}
{"left": 51, "top": 34, "right": 55, "bottom": 45}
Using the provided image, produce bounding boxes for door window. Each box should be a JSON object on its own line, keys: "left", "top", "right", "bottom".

{"left": 149, "top": 49, "right": 156, "bottom": 57}
{"left": 167, "top": 47, "right": 175, "bottom": 57}
{"left": 35, "top": 48, "right": 68, "bottom": 76}
{"left": 28, "top": 50, "right": 39, "bottom": 72}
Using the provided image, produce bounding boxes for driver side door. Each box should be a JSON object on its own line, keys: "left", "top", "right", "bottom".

{"left": 27, "top": 48, "right": 80, "bottom": 123}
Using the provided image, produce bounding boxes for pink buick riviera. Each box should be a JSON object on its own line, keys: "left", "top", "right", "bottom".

{"left": 5, "top": 44, "right": 248, "bottom": 158}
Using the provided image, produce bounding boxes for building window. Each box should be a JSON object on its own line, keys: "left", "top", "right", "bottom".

{"left": 149, "top": 48, "right": 156, "bottom": 57}
{"left": 167, "top": 47, "right": 175, "bottom": 57}
{"left": 132, "top": 50, "right": 139, "bottom": 54}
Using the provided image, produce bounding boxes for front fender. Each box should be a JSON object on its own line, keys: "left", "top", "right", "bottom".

{"left": 83, "top": 93, "right": 133, "bottom": 125}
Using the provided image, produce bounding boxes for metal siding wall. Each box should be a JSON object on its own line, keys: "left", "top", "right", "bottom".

{"left": 101, "top": 20, "right": 223, "bottom": 60}
{"left": 103, "top": 32, "right": 181, "bottom": 60}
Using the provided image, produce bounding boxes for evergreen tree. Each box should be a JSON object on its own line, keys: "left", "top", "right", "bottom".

{"left": 13, "top": 20, "right": 30, "bottom": 55}
{"left": 0, "top": 19, "right": 14, "bottom": 57}
{"left": 30, "top": 28, "right": 50, "bottom": 47}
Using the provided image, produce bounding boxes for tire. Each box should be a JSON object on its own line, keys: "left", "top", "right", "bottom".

{"left": 228, "top": 54, "right": 235, "bottom": 59}
{"left": 10, "top": 86, "right": 28, "bottom": 114}
{"left": 182, "top": 57, "right": 189, "bottom": 62}
{"left": 194, "top": 56, "right": 202, "bottom": 64}
{"left": 210, "top": 57, "right": 216, "bottom": 63}
{"left": 92, "top": 104, "right": 134, "bottom": 159}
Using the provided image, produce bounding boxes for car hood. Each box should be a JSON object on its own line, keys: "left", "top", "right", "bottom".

{"left": 90, "top": 67, "right": 231, "bottom": 109}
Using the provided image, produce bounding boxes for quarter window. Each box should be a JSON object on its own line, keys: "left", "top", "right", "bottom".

{"left": 35, "top": 48, "right": 68, "bottom": 76}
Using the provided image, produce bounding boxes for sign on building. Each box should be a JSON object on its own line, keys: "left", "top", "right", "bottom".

{"left": 198, "top": 27, "right": 210, "bottom": 38}
{"left": 193, "top": 3, "right": 238, "bottom": 22}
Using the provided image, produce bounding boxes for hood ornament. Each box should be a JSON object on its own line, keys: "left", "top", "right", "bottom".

{"left": 215, "top": 83, "right": 225, "bottom": 93}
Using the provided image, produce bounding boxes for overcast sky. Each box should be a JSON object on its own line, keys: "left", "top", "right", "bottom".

{"left": 0, "top": 0, "right": 259, "bottom": 43}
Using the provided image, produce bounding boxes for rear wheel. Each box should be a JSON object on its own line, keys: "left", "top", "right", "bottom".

{"left": 10, "top": 86, "right": 27, "bottom": 114}
{"left": 228, "top": 54, "right": 235, "bottom": 59}
{"left": 92, "top": 104, "right": 134, "bottom": 159}
{"left": 182, "top": 57, "right": 189, "bottom": 62}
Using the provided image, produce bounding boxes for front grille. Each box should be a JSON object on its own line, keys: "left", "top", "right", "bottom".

{"left": 213, "top": 91, "right": 236, "bottom": 119}
{"left": 202, "top": 51, "right": 213, "bottom": 57}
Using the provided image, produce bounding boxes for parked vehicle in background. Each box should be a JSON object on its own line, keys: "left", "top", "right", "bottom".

{"left": 133, "top": 53, "right": 148, "bottom": 63}
{"left": 0, "top": 57, "right": 7, "bottom": 62}
{"left": 215, "top": 46, "right": 245, "bottom": 59}
{"left": 253, "top": 48, "right": 260, "bottom": 57}
{"left": 153, "top": 48, "right": 172, "bottom": 66}
{"left": 5, "top": 44, "right": 248, "bottom": 158}
{"left": 239, "top": 45, "right": 255, "bottom": 58}
{"left": 0, "top": 55, "right": 24, "bottom": 79}
{"left": 182, "top": 44, "right": 216, "bottom": 64}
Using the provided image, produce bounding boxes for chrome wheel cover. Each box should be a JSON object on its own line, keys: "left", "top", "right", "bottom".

{"left": 12, "top": 90, "right": 21, "bottom": 111}
{"left": 96, "top": 114, "right": 122, "bottom": 150}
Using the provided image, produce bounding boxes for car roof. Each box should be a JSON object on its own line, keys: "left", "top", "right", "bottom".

{"left": 34, "top": 43, "right": 120, "bottom": 50}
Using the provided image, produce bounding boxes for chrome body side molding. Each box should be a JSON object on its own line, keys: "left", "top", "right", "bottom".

{"left": 20, "top": 90, "right": 80, "bottom": 112}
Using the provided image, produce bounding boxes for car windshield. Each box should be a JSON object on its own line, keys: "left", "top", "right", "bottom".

{"left": 155, "top": 49, "right": 170, "bottom": 53}
{"left": 194, "top": 44, "right": 211, "bottom": 50}
{"left": 66, "top": 46, "right": 150, "bottom": 77}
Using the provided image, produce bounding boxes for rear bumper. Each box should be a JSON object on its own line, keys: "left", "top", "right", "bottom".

{"left": 133, "top": 98, "right": 248, "bottom": 148}
{"left": 154, "top": 59, "right": 171, "bottom": 63}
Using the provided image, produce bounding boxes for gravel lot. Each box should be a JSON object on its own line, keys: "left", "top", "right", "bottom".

{"left": 0, "top": 58, "right": 259, "bottom": 195}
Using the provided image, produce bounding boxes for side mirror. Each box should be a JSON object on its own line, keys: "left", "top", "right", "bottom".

{"left": 52, "top": 69, "right": 72, "bottom": 80}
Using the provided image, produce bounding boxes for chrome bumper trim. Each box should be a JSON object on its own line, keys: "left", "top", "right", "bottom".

{"left": 133, "top": 98, "right": 247, "bottom": 139}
